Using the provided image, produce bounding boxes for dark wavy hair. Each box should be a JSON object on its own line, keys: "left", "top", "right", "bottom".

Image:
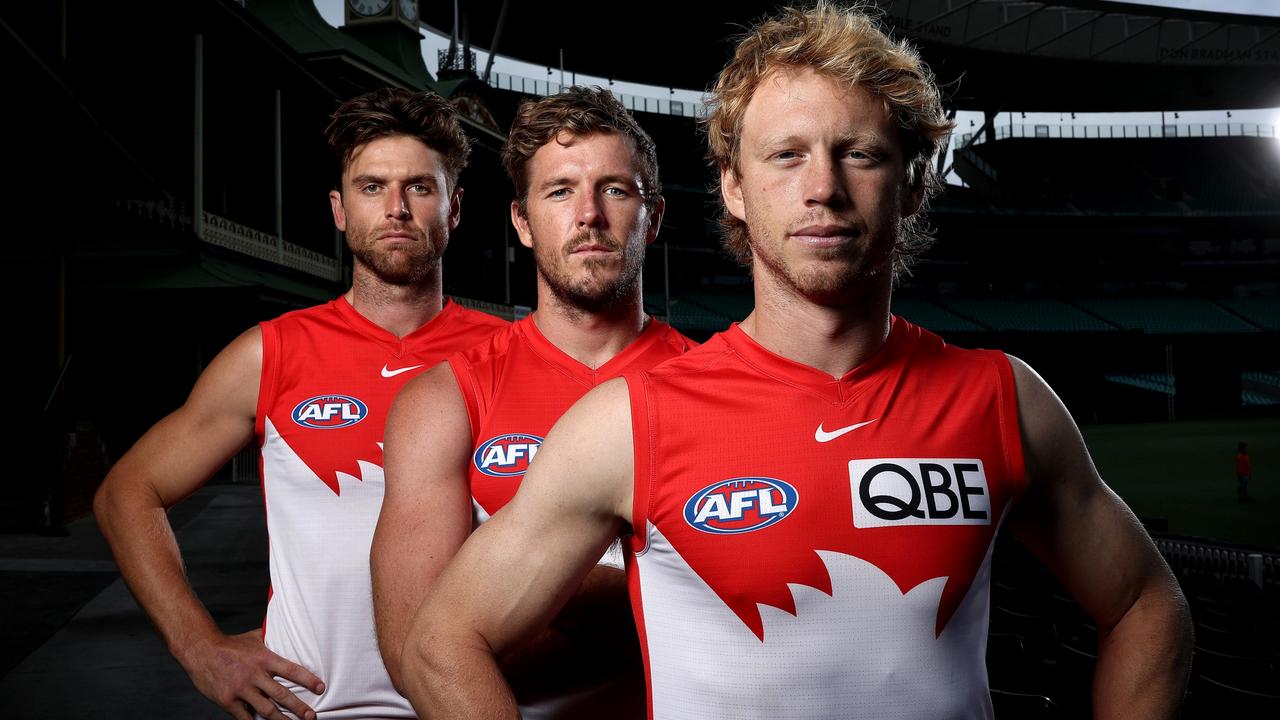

{"left": 503, "top": 86, "right": 661, "bottom": 215}
{"left": 325, "top": 87, "right": 470, "bottom": 189}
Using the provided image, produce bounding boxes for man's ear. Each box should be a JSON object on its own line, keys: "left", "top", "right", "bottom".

{"left": 644, "top": 196, "right": 666, "bottom": 245}
{"left": 901, "top": 162, "right": 925, "bottom": 218}
{"left": 329, "top": 190, "right": 346, "bottom": 232}
{"left": 449, "top": 187, "right": 464, "bottom": 231}
{"left": 510, "top": 200, "right": 534, "bottom": 249}
{"left": 720, "top": 163, "right": 746, "bottom": 223}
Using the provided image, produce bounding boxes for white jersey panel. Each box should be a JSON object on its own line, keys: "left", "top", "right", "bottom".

{"left": 261, "top": 418, "right": 413, "bottom": 719}
{"left": 635, "top": 524, "right": 996, "bottom": 720}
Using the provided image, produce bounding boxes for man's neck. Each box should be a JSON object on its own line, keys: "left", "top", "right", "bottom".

{"left": 531, "top": 287, "right": 649, "bottom": 370}
{"left": 739, "top": 267, "right": 893, "bottom": 379}
{"left": 345, "top": 267, "right": 444, "bottom": 339}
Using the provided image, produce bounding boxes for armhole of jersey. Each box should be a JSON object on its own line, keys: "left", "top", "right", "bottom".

{"left": 625, "top": 372, "right": 653, "bottom": 556}
{"left": 992, "top": 351, "right": 1028, "bottom": 501}
{"left": 254, "top": 320, "right": 278, "bottom": 443}
{"left": 447, "top": 354, "right": 482, "bottom": 445}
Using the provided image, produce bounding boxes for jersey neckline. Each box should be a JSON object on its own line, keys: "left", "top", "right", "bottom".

{"left": 330, "top": 295, "right": 459, "bottom": 356}
{"left": 718, "top": 315, "right": 909, "bottom": 404}
{"left": 516, "top": 314, "right": 672, "bottom": 386}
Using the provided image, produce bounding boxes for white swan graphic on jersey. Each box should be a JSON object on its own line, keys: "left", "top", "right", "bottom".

{"left": 636, "top": 526, "right": 996, "bottom": 720}
{"left": 258, "top": 418, "right": 410, "bottom": 718}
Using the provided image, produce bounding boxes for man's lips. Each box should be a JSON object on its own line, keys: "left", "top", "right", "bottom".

{"left": 790, "top": 224, "right": 856, "bottom": 246}
{"left": 569, "top": 243, "right": 617, "bottom": 254}
{"left": 378, "top": 232, "right": 420, "bottom": 242}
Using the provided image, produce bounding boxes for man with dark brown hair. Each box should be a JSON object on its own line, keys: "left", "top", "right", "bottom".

{"left": 94, "top": 87, "right": 505, "bottom": 720}
{"left": 371, "top": 86, "right": 692, "bottom": 718}
{"left": 401, "top": 5, "right": 1192, "bottom": 718}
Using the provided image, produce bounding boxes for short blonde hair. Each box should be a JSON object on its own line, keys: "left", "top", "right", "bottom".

{"left": 705, "top": 2, "right": 954, "bottom": 275}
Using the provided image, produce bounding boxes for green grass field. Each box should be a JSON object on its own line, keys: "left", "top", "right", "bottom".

{"left": 1081, "top": 417, "right": 1279, "bottom": 549}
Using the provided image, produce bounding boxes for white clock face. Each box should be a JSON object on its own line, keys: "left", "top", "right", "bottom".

{"left": 400, "top": 0, "right": 417, "bottom": 22}
{"left": 349, "top": 0, "right": 391, "bottom": 17}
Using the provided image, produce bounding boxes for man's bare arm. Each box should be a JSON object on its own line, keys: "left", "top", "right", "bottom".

{"left": 401, "top": 378, "right": 636, "bottom": 719}
{"left": 94, "top": 327, "right": 323, "bottom": 720}
{"left": 370, "top": 363, "right": 473, "bottom": 690}
{"left": 1006, "top": 356, "right": 1193, "bottom": 719}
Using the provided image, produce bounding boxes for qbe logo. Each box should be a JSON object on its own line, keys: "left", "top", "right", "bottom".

{"left": 473, "top": 434, "right": 544, "bottom": 477}
{"left": 683, "top": 477, "right": 798, "bottom": 535}
{"left": 849, "top": 458, "right": 990, "bottom": 529}
{"left": 291, "top": 394, "right": 368, "bottom": 429}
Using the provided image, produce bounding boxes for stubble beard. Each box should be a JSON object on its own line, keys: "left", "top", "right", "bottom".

{"left": 536, "top": 228, "right": 645, "bottom": 315}
{"left": 747, "top": 207, "right": 897, "bottom": 305}
{"left": 347, "top": 218, "right": 447, "bottom": 287}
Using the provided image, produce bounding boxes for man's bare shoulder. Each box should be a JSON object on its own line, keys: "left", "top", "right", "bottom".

{"left": 184, "top": 325, "right": 263, "bottom": 413}
{"left": 1004, "top": 353, "right": 1064, "bottom": 443}
{"left": 396, "top": 362, "right": 462, "bottom": 408}
{"left": 514, "top": 378, "right": 635, "bottom": 521}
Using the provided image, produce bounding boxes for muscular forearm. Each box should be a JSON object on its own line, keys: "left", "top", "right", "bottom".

{"left": 402, "top": 624, "right": 519, "bottom": 720}
{"left": 94, "top": 480, "right": 222, "bottom": 662}
{"left": 371, "top": 569, "right": 418, "bottom": 691}
{"left": 1091, "top": 579, "right": 1193, "bottom": 720}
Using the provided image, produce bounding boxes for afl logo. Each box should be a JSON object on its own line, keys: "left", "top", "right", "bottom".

{"left": 473, "top": 434, "right": 544, "bottom": 477}
{"left": 291, "top": 395, "right": 368, "bottom": 429}
{"left": 683, "top": 477, "right": 798, "bottom": 535}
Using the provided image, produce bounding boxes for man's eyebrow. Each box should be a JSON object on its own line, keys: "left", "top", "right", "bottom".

{"left": 537, "top": 176, "right": 572, "bottom": 191}
{"left": 756, "top": 132, "right": 890, "bottom": 150}
{"left": 349, "top": 174, "right": 440, "bottom": 187}
{"left": 537, "top": 174, "right": 641, "bottom": 190}
{"left": 596, "top": 174, "right": 641, "bottom": 188}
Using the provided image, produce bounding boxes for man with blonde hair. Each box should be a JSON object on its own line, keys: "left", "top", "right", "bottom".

{"left": 401, "top": 5, "right": 1193, "bottom": 718}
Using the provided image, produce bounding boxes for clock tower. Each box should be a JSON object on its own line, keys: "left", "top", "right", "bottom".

{"left": 341, "top": 0, "right": 431, "bottom": 84}
{"left": 344, "top": 0, "right": 419, "bottom": 30}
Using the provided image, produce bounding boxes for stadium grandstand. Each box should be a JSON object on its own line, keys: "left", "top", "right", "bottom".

{"left": 1, "top": 0, "right": 1277, "bottom": 716}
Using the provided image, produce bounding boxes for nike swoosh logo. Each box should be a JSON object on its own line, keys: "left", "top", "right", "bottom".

{"left": 814, "top": 419, "right": 877, "bottom": 443}
{"left": 381, "top": 364, "right": 424, "bottom": 378}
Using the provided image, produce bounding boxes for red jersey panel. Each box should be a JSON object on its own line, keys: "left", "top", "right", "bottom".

{"left": 624, "top": 318, "right": 1025, "bottom": 720}
{"left": 256, "top": 297, "right": 505, "bottom": 719}
{"left": 451, "top": 315, "right": 695, "bottom": 522}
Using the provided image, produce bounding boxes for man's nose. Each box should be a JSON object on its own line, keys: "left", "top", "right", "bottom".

{"left": 575, "top": 192, "right": 603, "bottom": 229}
{"left": 802, "top": 155, "right": 849, "bottom": 207}
{"left": 386, "top": 191, "right": 410, "bottom": 219}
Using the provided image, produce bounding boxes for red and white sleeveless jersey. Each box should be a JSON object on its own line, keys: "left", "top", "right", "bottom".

{"left": 451, "top": 315, "right": 694, "bottom": 524}
{"left": 256, "top": 297, "right": 505, "bottom": 719}
{"left": 623, "top": 318, "right": 1026, "bottom": 720}
{"left": 450, "top": 316, "right": 693, "bottom": 719}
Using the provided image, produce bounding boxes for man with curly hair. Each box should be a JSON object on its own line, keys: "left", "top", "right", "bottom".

{"left": 401, "top": 5, "right": 1192, "bottom": 718}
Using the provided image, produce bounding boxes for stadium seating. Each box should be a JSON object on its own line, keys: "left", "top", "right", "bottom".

{"left": 964, "top": 137, "right": 1280, "bottom": 216}
{"left": 1220, "top": 298, "right": 1280, "bottom": 330}
{"left": 939, "top": 298, "right": 1115, "bottom": 332}
{"left": 1073, "top": 298, "right": 1259, "bottom": 333}
{"left": 890, "top": 297, "right": 987, "bottom": 332}
{"left": 988, "top": 531, "right": 1280, "bottom": 718}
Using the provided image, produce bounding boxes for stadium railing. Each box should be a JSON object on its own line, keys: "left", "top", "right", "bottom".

{"left": 958, "top": 122, "right": 1277, "bottom": 145}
